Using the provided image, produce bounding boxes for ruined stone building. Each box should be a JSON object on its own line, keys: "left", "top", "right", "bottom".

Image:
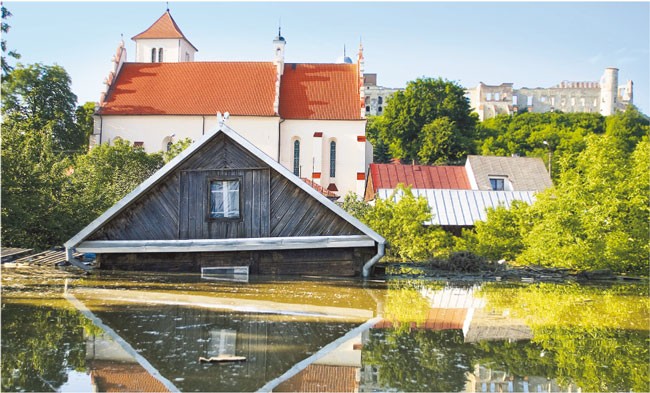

{"left": 466, "top": 67, "right": 633, "bottom": 121}
{"left": 363, "top": 73, "right": 404, "bottom": 116}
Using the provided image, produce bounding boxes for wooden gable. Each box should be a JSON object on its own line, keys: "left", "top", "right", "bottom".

{"left": 86, "top": 132, "right": 362, "bottom": 243}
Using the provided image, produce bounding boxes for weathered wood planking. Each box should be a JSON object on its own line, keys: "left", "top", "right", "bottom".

{"left": 269, "top": 171, "right": 361, "bottom": 237}
{"left": 179, "top": 133, "right": 266, "bottom": 170}
{"left": 88, "top": 129, "right": 364, "bottom": 255}
{"left": 89, "top": 173, "right": 180, "bottom": 241}
{"left": 179, "top": 168, "right": 270, "bottom": 239}
{"left": 97, "top": 247, "right": 375, "bottom": 276}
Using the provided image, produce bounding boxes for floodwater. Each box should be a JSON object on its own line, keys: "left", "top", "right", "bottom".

{"left": 1, "top": 268, "right": 648, "bottom": 393}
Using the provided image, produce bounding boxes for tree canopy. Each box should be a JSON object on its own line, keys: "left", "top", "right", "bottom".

{"left": 374, "top": 77, "right": 478, "bottom": 165}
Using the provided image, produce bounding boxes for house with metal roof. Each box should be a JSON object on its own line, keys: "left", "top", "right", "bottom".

{"left": 365, "top": 156, "right": 551, "bottom": 231}
{"left": 93, "top": 10, "right": 370, "bottom": 198}
{"left": 66, "top": 121, "right": 385, "bottom": 277}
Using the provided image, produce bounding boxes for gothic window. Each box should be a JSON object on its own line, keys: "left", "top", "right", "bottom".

{"left": 209, "top": 179, "right": 240, "bottom": 219}
{"left": 378, "top": 96, "right": 383, "bottom": 104}
{"left": 151, "top": 48, "right": 156, "bottom": 62}
{"left": 166, "top": 141, "right": 173, "bottom": 151}
{"left": 329, "top": 141, "right": 336, "bottom": 178}
{"left": 293, "top": 140, "right": 300, "bottom": 176}
{"left": 158, "top": 48, "right": 164, "bottom": 62}
{"left": 366, "top": 106, "right": 370, "bottom": 112}
{"left": 378, "top": 106, "right": 382, "bottom": 112}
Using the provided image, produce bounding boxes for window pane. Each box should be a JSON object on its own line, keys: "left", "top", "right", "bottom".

{"left": 210, "top": 180, "right": 240, "bottom": 219}
{"left": 330, "top": 141, "right": 336, "bottom": 178}
{"left": 293, "top": 140, "right": 300, "bottom": 176}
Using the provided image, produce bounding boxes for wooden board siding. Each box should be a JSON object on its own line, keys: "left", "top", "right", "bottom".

{"left": 97, "top": 248, "right": 375, "bottom": 277}
{"left": 178, "top": 132, "right": 266, "bottom": 171}
{"left": 89, "top": 172, "right": 181, "bottom": 241}
{"left": 269, "top": 172, "right": 361, "bottom": 237}
{"left": 179, "top": 168, "right": 270, "bottom": 239}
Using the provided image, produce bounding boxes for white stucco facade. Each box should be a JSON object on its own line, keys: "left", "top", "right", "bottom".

{"left": 133, "top": 38, "right": 197, "bottom": 63}
{"left": 92, "top": 115, "right": 281, "bottom": 160}
{"left": 279, "top": 119, "right": 368, "bottom": 197}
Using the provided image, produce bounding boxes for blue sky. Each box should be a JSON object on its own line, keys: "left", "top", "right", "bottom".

{"left": 5, "top": 1, "right": 650, "bottom": 115}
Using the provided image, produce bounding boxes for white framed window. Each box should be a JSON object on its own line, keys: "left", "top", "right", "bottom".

{"left": 158, "top": 48, "right": 164, "bottom": 62}
{"left": 209, "top": 179, "right": 240, "bottom": 219}
{"left": 151, "top": 48, "right": 156, "bottom": 63}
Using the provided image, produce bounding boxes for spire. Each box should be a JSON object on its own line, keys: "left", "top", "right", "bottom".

{"left": 274, "top": 19, "right": 285, "bottom": 42}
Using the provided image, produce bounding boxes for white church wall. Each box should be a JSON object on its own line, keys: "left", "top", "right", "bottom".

{"left": 279, "top": 119, "right": 368, "bottom": 198}
{"left": 135, "top": 38, "right": 183, "bottom": 63}
{"left": 96, "top": 115, "right": 280, "bottom": 159}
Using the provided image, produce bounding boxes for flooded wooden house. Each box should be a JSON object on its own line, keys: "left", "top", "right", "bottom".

{"left": 65, "top": 125, "right": 385, "bottom": 277}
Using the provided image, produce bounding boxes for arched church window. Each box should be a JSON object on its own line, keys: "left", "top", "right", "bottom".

{"left": 166, "top": 141, "right": 173, "bottom": 151}
{"left": 151, "top": 48, "right": 156, "bottom": 63}
{"left": 158, "top": 48, "right": 164, "bottom": 62}
{"left": 329, "top": 141, "right": 336, "bottom": 178}
{"left": 293, "top": 140, "right": 300, "bottom": 176}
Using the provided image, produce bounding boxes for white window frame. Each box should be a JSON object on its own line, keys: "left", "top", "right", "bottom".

{"left": 209, "top": 179, "right": 241, "bottom": 219}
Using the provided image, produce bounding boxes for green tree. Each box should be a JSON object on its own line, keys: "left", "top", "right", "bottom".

{"left": 519, "top": 135, "right": 649, "bottom": 273}
{"left": 163, "top": 137, "right": 193, "bottom": 163}
{"left": 1, "top": 4, "right": 20, "bottom": 75}
{"left": 379, "top": 77, "right": 477, "bottom": 164}
{"left": 457, "top": 200, "right": 530, "bottom": 262}
{"left": 2, "top": 63, "right": 84, "bottom": 154}
{"left": 365, "top": 115, "right": 391, "bottom": 163}
{"left": 75, "top": 101, "right": 96, "bottom": 149}
{"left": 363, "top": 185, "right": 453, "bottom": 261}
{"left": 604, "top": 105, "right": 650, "bottom": 153}
{"left": 64, "top": 140, "right": 165, "bottom": 229}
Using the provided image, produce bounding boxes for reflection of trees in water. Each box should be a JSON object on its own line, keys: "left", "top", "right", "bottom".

{"left": 363, "top": 281, "right": 649, "bottom": 392}
{"left": 1, "top": 302, "right": 89, "bottom": 392}
{"left": 363, "top": 329, "right": 474, "bottom": 392}
{"left": 479, "top": 281, "right": 650, "bottom": 392}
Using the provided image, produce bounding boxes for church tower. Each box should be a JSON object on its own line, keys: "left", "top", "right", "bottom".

{"left": 272, "top": 27, "right": 286, "bottom": 114}
{"left": 132, "top": 10, "right": 198, "bottom": 63}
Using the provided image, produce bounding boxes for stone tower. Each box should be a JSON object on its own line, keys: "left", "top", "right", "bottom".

{"left": 599, "top": 67, "right": 619, "bottom": 116}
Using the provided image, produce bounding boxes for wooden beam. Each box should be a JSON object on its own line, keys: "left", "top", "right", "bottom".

{"left": 76, "top": 235, "right": 375, "bottom": 254}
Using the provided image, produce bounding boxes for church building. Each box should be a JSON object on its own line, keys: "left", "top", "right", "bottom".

{"left": 92, "top": 11, "right": 371, "bottom": 198}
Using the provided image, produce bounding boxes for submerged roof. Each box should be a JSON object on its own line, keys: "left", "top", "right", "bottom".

{"left": 131, "top": 11, "right": 198, "bottom": 50}
{"left": 279, "top": 63, "right": 362, "bottom": 120}
{"left": 98, "top": 62, "right": 277, "bottom": 116}
{"left": 369, "top": 163, "right": 471, "bottom": 191}
{"left": 376, "top": 188, "right": 536, "bottom": 226}
{"left": 466, "top": 155, "right": 552, "bottom": 191}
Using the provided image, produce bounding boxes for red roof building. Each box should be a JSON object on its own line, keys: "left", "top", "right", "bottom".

{"left": 99, "top": 62, "right": 278, "bottom": 116}
{"left": 93, "top": 10, "right": 369, "bottom": 198}
{"left": 365, "top": 163, "right": 471, "bottom": 201}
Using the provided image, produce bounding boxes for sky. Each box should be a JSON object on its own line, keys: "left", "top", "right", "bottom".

{"left": 4, "top": 1, "right": 650, "bottom": 115}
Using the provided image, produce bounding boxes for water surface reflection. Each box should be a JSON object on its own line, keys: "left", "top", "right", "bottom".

{"left": 1, "top": 270, "right": 648, "bottom": 392}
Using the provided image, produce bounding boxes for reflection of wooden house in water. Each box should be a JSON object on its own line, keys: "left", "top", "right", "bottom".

{"left": 65, "top": 124, "right": 385, "bottom": 277}
{"left": 86, "top": 332, "right": 170, "bottom": 392}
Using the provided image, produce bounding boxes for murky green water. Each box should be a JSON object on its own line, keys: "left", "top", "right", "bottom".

{"left": 2, "top": 268, "right": 648, "bottom": 392}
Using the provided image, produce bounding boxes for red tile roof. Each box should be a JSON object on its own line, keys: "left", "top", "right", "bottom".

{"left": 131, "top": 11, "right": 198, "bottom": 50}
{"left": 302, "top": 178, "right": 339, "bottom": 200}
{"left": 90, "top": 360, "right": 170, "bottom": 392}
{"left": 275, "top": 364, "right": 358, "bottom": 392}
{"left": 368, "top": 163, "right": 471, "bottom": 191}
{"left": 279, "top": 63, "right": 362, "bottom": 120}
{"left": 98, "top": 62, "right": 278, "bottom": 116}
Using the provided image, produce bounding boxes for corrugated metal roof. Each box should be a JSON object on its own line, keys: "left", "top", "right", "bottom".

{"left": 376, "top": 188, "right": 536, "bottom": 226}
